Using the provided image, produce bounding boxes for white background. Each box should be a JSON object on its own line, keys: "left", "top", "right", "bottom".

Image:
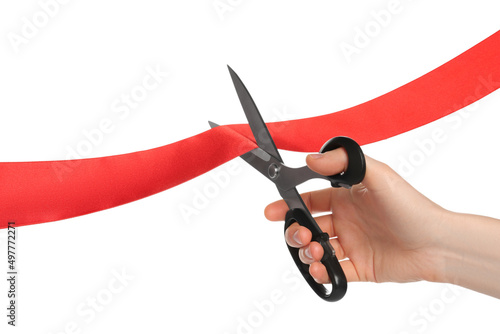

{"left": 1, "top": 1, "right": 500, "bottom": 333}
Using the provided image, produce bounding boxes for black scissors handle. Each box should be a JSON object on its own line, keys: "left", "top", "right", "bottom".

{"left": 285, "top": 207, "right": 347, "bottom": 301}
{"left": 284, "top": 136, "right": 365, "bottom": 301}
{"left": 223, "top": 66, "right": 366, "bottom": 301}
{"left": 320, "top": 136, "right": 366, "bottom": 188}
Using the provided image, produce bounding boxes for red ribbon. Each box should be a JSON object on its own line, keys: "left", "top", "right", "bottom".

{"left": 2, "top": 30, "right": 499, "bottom": 229}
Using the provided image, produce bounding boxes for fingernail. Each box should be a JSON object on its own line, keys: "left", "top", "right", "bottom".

{"left": 304, "top": 247, "right": 312, "bottom": 260}
{"left": 308, "top": 153, "right": 323, "bottom": 159}
{"left": 292, "top": 230, "right": 302, "bottom": 246}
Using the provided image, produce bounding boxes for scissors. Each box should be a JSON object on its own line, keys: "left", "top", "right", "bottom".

{"left": 209, "top": 66, "right": 366, "bottom": 301}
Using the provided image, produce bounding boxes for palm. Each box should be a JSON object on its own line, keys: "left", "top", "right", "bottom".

{"left": 328, "top": 179, "right": 437, "bottom": 283}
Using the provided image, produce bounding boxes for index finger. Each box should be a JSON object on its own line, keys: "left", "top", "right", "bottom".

{"left": 264, "top": 188, "right": 333, "bottom": 221}
{"left": 264, "top": 147, "right": 350, "bottom": 221}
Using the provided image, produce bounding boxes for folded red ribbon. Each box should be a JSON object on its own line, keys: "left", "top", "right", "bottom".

{"left": 2, "top": 30, "right": 499, "bottom": 228}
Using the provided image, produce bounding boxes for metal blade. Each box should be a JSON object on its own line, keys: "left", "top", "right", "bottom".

{"left": 240, "top": 149, "right": 312, "bottom": 211}
{"left": 227, "top": 65, "right": 283, "bottom": 162}
{"left": 208, "top": 120, "right": 219, "bottom": 128}
{"left": 240, "top": 148, "right": 274, "bottom": 179}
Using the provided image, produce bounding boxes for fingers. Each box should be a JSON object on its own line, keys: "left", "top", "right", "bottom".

{"left": 294, "top": 240, "right": 323, "bottom": 264}
{"left": 307, "top": 150, "right": 395, "bottom": 191}
{"left": 284, "top": 223, "right": 312, "bottom": 248}
{"left": 284, "top": 215, "right": 335, "bottom": 246}
{"left": 264, "top": 147, "right": 352, "bottom": 222}
{"left": 306, "top": 147, "right": 349, "bottom": 176}
{"left": 264, "top": 188, "right": 333, "bottom": 221}
{"left": 285, "top": 231, "right": 360, "bottom": 284}
{"left": 264, "top": 199, "right": 289, "bottom": 222}
{"left": 295, "top": 237, "right": 345, "bottom": 266}
{"left": 310, "top": 259, "right": 360, "bottom": 283}
{"left": 284, "top": 223, "right": 327, "bottom": 264}
{"left": 284, "top": 220, "right": 357, "bottom": 283}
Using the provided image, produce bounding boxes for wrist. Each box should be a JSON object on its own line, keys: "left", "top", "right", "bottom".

{"left": 426, "top": 209, "right": 500, "bottom": 298}
{"left": 417, "top": 208, "right": 459, "bottom": 284}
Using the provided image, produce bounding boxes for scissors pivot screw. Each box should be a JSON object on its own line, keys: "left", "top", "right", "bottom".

{"left": 268, "top": 163, "right": 280, "bottom": 180}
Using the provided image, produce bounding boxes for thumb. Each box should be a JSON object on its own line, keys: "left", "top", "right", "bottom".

{"left": 305, "top": 148, "right": 349, "bottom": 176}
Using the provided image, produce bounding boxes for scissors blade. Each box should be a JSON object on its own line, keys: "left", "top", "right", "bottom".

{"left": 240, "top": 148, "right": 309, "bottom": 210}
{"left": 209, "top": 121, "right": 311, "bottom": 211}
{"left": 227, "top": 65, "right": 283, "bottom": 162}
{"left": 209, "top": 120, "right": 276, "bottom": 177}
{"left": 208, "top": 120, "right": 219, "bottom": 128}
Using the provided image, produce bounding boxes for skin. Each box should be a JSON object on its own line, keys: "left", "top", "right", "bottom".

{"left": 264, "top": 149, "right": 500, "bottom": 298}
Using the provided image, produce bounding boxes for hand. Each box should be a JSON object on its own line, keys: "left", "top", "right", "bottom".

{"left": 264, "top": 149, "right": 446, "bottom": 284}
